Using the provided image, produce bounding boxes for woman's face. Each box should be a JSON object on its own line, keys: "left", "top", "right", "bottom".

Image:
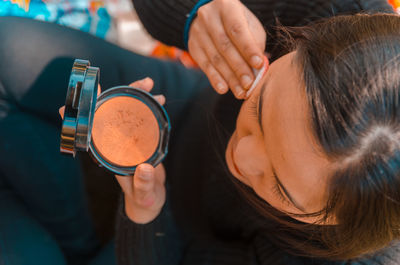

{"left": 225, "top": 51, "right": 336, "bottom": 223}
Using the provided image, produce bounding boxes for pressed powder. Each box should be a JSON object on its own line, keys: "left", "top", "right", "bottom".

{"left": 91, "top": 96, "right": 160, "bottom": 167}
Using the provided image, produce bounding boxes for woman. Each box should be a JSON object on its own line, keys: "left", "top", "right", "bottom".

{"left": 0, "top": 1, "right": 398, "bottom": 265}
{"left": 115, "top": 0, "right": 400, "bottom": 264}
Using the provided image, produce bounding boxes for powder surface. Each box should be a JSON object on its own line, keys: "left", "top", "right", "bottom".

{"left": 91, "top": 96, "right": 159, "bottom": 167}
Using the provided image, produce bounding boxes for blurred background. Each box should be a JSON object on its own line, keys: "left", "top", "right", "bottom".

{"left": 0, "top": 0, "right": 198, "bottom": 67}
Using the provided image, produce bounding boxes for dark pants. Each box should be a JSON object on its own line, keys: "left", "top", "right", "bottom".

{"left": 0, "top": 17, "right": 210, "bottom": 265}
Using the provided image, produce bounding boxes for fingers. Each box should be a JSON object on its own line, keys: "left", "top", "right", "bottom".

{"left": 132, "top": 164, "right": 157, "bottom": 207}
{"left": 188, "top": 0, "right": 267, "bottom": 99}
{"left": 199, "top": 7, "right": 255, "bottom": 90}
{"left": 59, "top": 79, "right": 165, "bottom": 121}
{"left": 222, "top": 2, "right": 265, "bottom": 69}
{"left": 245, "top": 8, "right": 266, "bottom": 53}
{"left": 129, "top": 77, "right": 154, "bottom": 92}
{"left": 59, "top": 106, "right": 65, "bottom": 119}
{"left": 115, "top": 163, "right": 166, "bottom": 223}
{"left": 190, "top": 18, "right": 246, "bottom": 99}
{"left": 115, "top": 164, "right": 159, "bottom": 208}
{"left": 153, "top": 95, "right": 166, "bottom": 106}
{"left": 58, "top": 101, "right": 94, "bottom": 121}
{"left": 129, "top": 77, "right": 165, "bottom": 105}
{"left": 189, "top": 36, "right": 229, "bottom": 94}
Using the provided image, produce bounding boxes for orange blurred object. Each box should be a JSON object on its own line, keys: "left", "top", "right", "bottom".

{"left": 89, "top": 0, "right": 105, "bottom": 13}
{"left": 389, "top": 0, "right": 400, "bottom": 8}
{"left": 10, "top": 0, "right": 30, "bottom": 11}
{"left": 151, "top": 42, "right": 198, "bottom": 68}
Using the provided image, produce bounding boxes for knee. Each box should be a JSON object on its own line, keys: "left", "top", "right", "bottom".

{"left": 0, "top": 196, "right": 67, "bottom": 265}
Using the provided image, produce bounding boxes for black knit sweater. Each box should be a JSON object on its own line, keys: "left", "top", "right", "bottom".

{"left": 116, "top": 1, "right": 399, "bottom": 264}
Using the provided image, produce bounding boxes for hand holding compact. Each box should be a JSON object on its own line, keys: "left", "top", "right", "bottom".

{"left": 188, "top": 0, "right": 267, "bottom": 99}
{"left": 115, "top": 78, "right": 166, "bottom": 224}
{"left": 60, "top": 77, "right": 167, "bottom": 224}
{"left": 116, "top": 163, "right": 166, "bottom": 224}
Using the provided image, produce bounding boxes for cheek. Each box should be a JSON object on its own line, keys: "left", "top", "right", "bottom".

{"left": 234, "top": 135, "right": 267, "bottom": 177}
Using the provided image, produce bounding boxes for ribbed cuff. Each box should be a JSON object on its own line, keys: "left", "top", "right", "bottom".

{"left": 183, "top": 0, "right": 213, "bottom": 50}
{"left": 115, "top": 193, "right": 183, "bottom": 265}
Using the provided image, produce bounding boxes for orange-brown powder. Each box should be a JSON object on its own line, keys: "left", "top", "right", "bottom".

{"left": 91, "top": 96, "right": 159, "bottom": 167}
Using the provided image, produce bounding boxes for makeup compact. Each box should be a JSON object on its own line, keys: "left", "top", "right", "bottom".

{"left": 60, "top": 59, "right": 170, "bottom": 176}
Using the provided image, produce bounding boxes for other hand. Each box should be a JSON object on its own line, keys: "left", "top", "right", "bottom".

{"left": 115, "top": 162, "right": 166, "bottom": 224}
{"left": 188, "top": 0, "right": 267, "bottom": 99}
{"left": 115, "top": 78, "right": 166, "bottom": 224}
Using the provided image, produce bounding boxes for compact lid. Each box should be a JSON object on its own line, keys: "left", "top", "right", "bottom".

{"left": 60, "top": 59, "right": 99, "bottom": 157}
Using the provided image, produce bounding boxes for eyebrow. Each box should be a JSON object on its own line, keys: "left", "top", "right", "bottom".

{"left": 257, "top": 81, "right": 307, "bottom": 213}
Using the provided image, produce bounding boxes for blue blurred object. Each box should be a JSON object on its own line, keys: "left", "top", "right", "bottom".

{"left": 0, "top": 0, "right": 112, "bottom": 39}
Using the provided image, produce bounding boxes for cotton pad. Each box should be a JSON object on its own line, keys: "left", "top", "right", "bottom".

{"left": 246, "top": 56, "right": 269, "bottom": 98}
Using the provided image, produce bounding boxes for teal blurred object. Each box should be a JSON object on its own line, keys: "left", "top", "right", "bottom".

{"left": 0, "top": 0, "right": 112, "bottom": 39}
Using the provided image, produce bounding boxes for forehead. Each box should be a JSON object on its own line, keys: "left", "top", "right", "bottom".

{"left": 261, "top": 52, "right": 334, "bottom": 212}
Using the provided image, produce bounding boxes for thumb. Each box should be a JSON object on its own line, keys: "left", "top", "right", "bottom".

{"left": 246, "top": 8, "right": 266, "bottom": 53}
{"left": 132, "top": 164, "right": 157, "bottom": 208}
{"left": 115, "top": 164, "right": 155, "bottom": 201}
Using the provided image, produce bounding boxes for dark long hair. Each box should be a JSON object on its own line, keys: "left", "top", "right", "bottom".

{"left": 233, "top": 13, "right": 400, "bottom": 260}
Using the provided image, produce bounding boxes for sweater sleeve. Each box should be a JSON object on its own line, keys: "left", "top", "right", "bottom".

{"left": 131, "top": 0, "right": 197, "bottom": 49}
{"left": 115, "top": 192, "right": 183, "bottom": 265}
{"left": 131, "top": 0, "right": 394, "bottom": 51}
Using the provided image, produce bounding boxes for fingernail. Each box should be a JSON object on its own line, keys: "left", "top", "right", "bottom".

{"left": 235, "top": 85, "right": 244, "bottom": 98}
{"left": 139, "top": 166, "right": 152, "bottom": 180}
{"left": 216, "top": 82, "right": 225, "bottom": 92}
{"left": 241, "top": 75, "right": 252, "bottom": 89}
{"left": 251, "top": 55, "right": 262, "bottom": 67}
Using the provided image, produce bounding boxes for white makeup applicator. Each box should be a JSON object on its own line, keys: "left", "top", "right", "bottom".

{"left": 246, "top": 56, "right": 269, "bottom": 98}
